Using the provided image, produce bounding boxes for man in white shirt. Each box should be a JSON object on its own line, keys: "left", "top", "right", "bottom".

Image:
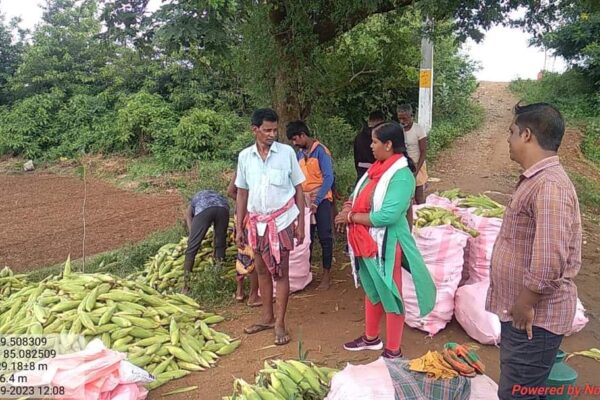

{"left": 397, "top": 104, "right": 428, "bottom": 204}
{"left": 235, "top": 108, "right": 305, "bottom": 346}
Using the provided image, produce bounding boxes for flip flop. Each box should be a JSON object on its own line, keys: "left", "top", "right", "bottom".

{"left": 244, "top": 323, "right": 274, "bottom": 334}
{"left": 247, "top": 300, "right": 262, "bottom": 307}
{"left": 274, "top": 332, "right": 290, "bottom": 346}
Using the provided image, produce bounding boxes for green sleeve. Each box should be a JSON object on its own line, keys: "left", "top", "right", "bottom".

{"left": 369, "top": 169, "right": 414, "bottom": 227}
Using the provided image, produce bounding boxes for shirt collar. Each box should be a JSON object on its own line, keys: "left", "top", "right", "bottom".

{"left": 521, "top": 155, "right": 560, "bottom": 179}
{"left": 251, "top": 141, "right": 279, "bottom": 157}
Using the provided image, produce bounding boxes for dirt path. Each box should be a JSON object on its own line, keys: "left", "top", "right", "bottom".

{"left": 153, "top": 82, "right": 600, "bottom": 399}
{"left": 0, "top": 174, "right": 182, "bottom": 271}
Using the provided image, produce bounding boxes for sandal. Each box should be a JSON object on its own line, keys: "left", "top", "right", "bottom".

{"left": 274, "top": 332, "right": 290, "bottom": 346}
{"left": 244, "top": 323, "right": 274, "bottom": 335}
{"left": 247, "top": 300, "right": 262, "bottom": 307}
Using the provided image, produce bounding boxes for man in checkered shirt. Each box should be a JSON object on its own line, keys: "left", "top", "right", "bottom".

{"left": 486, "top": 103, "right": 582, "bottom": 400}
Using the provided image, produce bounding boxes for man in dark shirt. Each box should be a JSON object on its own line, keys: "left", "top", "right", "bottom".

{"left": 182, "top": 190, "right": 230, "bottom": 294}
{"left": 354, "top": 111, "right": 385, "bottom": 183}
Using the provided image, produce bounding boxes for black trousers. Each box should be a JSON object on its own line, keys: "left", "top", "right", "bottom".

{"left": 310, "top": 200, "right": 333, "bottom": 269}
{"left": 498, "top": 322, "right": 563, "bottom": 400}
{"left": 184, "top": 206, "right": 229, "bottom": 274}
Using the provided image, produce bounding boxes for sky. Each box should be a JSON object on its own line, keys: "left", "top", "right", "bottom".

{"left": 1, "top": 0, "right": 567, "bottom": 82}
{"left": 462, "top": 23, "right": 567, "bottom": 82}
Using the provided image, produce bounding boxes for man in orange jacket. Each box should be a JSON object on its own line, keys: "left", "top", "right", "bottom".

{"left": 287, "top": 120, "right": 335, "bottom": 290}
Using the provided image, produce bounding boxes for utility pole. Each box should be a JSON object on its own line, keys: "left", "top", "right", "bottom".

{"left": 418, "top": 18, "right": 434, "bottom": 134}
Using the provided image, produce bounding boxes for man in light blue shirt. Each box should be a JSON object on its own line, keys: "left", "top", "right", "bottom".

{"left": 235, "top": 108, "right": 305, "bottom": 346}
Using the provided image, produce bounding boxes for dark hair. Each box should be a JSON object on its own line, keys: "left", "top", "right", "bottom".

{"left": 513, "top": 102, "right": 565, "bottom": 151}
{"left": 286, "top": 120, "right": 310, "bottom": 140}
{"left": 251, "top": 108, "right": 278, "bottom": 127}
{"left": 373, "top": 122, "right": 416, "bottom": 173}
{"left": 368, "top": 110, "right": 385, "bottom": 122}
{"left": 396, "top": 104, "right": 413, "bottom": 115}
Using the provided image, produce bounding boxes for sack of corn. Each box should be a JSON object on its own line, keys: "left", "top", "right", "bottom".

{"left": 457, "top": 194, "right": 505, "bottom": 218}
{"left": 224, "top": 359, "right": 338, "bottom": 400}
{"left": 413, "top": 206, "right": 479, "bottom": 237}
{"left": 0, "top": 257, "right": 240, "bottom": 390}
{"left": 405, "top": 205, "right": 472, "bottom": 336}
{"left": 455, "top": 194, "right": 505, "bottom": 285}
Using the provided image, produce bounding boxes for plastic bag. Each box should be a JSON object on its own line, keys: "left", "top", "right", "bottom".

{"left": 470, "top": 375, "right": 499, "bottom": 400}
{"left": 565, "top": 297, "right": 589, "bottom": 336}
{"left": 325, "top": 358, "right": 395, "bottom": 400}
{"left": 288, "top": 206, "right": 313, "bottom": 292}
{"left": 403, "top": 223, "right": 470, "bottom": 336}
{"left": 12, "top": 339, "right": 150, "bottom": 400}
{"left": 454, "top": 280, "right": 501, "bottom": 345}
{"left": 459, "top": 210, "right": 502, "bottom": 285}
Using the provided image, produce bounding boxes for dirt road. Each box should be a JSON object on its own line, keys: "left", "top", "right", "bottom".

{"left": 150, "top": 81, "right": 599, "bottom": 399}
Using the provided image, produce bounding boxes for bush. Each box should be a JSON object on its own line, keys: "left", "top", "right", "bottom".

{"left": 0, "top": 89, "right": 65, "bottom": 158}
{"left": 307, "top": 115, "right": 356, "bottom": 159}
{"left": 152, "top": 108, "right": 248, "bottom": 170}
{"left": 173, "top": 108, "right": 246, "bottom": 158}
{"left": 510, "top": 70, "right": 600, "bottom": 166}
{"left": 332, "top": 156, "right": 357, "bottom": 197}
{"left": 582, "top": 119, "right": 600, "bottom": 165}
{"left": 116, "top": 91, "right": 178, "bottom": 154}
{"left": 47, "top": 94, "right": 120, "bottom": 158}
{"left": 509, "top": 71, "right": 596, "bottom": 119}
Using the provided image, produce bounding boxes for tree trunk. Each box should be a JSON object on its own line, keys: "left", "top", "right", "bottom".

{"left": 273, "top": 61, "right": 310, "bottom": 143}
{"left": 273, "top": 64, "right": 300, "bottom": 143}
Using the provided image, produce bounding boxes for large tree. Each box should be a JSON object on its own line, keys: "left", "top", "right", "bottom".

{"left": 9, "top": 0, "right": 109, "bottom": 99}
{"left": 0, "top": 12, "right": 27, "bottom": 104}
{"left": 142, "top": 0, "right": 526, "bottom": 136}
{"left": 524, "top": 0, "right": 600, "bottom": 85}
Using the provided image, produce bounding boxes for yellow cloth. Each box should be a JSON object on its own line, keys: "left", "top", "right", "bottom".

{"left": 408, "top": 351, "right": 459, "bottom": 380}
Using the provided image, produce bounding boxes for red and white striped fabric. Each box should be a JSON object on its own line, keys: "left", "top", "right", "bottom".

{"left": 458, "top": 209, "right": 502, "bottom": 285}
{"left": 403, "top": 221, "right": 470, "bottom": 336}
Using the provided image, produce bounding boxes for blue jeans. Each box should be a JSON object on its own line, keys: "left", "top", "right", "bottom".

{"left": 498, "top": 322, "right": 563, "bottom": 400}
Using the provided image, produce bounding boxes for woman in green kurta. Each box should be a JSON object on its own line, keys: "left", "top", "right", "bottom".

{"left": 335, "top": 122, "right": 436, "bottom": 358}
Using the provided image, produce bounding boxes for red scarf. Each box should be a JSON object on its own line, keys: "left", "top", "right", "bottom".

{"left": 348, "top": 154, "right": 403, "bottom": 257}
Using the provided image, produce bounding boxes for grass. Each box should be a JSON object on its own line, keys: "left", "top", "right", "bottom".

{"left": 510, "top": 72, "right": 600, "bottom": 167}
{"left": 570, "top": 173, "right": 600, "bottom": 218}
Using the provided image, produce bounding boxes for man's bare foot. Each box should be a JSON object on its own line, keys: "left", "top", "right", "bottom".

{"left": 274, "top": 325, "right": 290, "bottom": 345}
{"left": 317, "top": 270, "right": 331, "bottom": 290}
{"left": 181, "top": 280, "right": 191, "bottom": 295}
{"left": 235, "top": 281, "right": 246, "bottom": 302}
{"left": 247, "top": 294, "right": 262, "bottom": 307}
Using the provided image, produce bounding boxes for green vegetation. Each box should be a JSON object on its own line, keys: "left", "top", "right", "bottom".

{"left": 510, "top": 72, "right": 600, "bottom": 166}
{"left": 570, "top": 173, "right": 600, "bottom": 215}
{"left": 0, "top": 0, "right": 522, "bottom": 175}
{"left": 510, "top": 0, "right": 600, "bottom": 166}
